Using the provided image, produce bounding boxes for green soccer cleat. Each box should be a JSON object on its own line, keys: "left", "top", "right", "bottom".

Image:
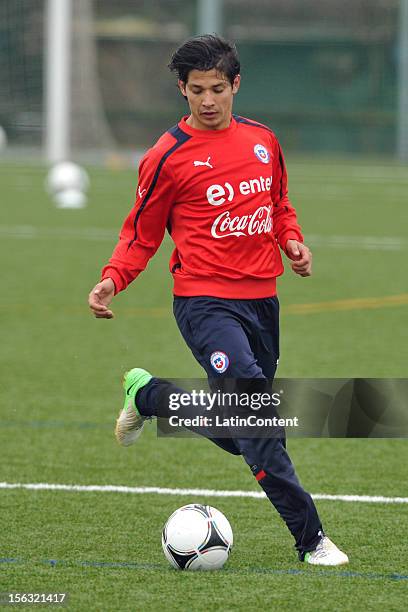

{"left": 115, "top": 368, "right": 153, "bottom": 447}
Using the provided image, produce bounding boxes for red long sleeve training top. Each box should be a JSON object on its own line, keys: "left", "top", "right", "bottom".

{"left": 102, "top": 114, "right": 303, "bottom": 299}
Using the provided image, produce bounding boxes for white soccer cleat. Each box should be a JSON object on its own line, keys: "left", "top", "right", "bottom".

{"left": 304, "top": 536, "right": 349, "bottom": 566}
{"left": 115, "top": 402, "right": 146, "bottom": 447}
{"left": 115, "top": 368, "right": 153, "bottom": 447}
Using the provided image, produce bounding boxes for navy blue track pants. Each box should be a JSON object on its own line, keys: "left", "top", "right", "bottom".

{"left": 137, "top": 296, "right": 323, "bottom": 557}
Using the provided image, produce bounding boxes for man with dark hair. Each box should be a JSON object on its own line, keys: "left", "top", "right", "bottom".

{"left": 88, "top": 35, "right": 348, "bottom": 566}
{"left": 168, "top": 34, "right": 240, "bottom": 86}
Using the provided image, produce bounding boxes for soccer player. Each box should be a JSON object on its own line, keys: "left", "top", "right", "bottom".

{"left": 88, "top": 35, "right": 348, "bottom": 566}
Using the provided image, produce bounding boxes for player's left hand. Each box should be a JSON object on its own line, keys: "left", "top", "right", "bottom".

{"left": 285, "top": 240, "right": 312, "bottom": 277}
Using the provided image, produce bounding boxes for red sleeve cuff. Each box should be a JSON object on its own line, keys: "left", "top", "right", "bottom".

{"left": 279, "top": 231, "right": 304, "bottom": 255}
{"left": 101, "top": 268, "right": 124, "bottom": 295}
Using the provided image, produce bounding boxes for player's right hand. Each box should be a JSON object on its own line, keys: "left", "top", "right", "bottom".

{"left": 88, "top": 278, "right": 115, "bottom": 319}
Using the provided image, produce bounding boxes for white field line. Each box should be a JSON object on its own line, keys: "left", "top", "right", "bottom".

{"left": 290, "top": 166, "right": 408, "bottom": 181}
{"left": 0, "top": 482, "right": 407, "bottom": 504}
{"left": 0, "top": 225, "right": 117, "bottom": 241}
{"left": 306, "top": 234, "right": 408, "bottom": 251}
{"left": 0, "top": 225, "right": 407, "bottom": 251}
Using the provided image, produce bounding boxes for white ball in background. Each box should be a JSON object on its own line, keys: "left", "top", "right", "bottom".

{"left": 53, "top": 189, "right": 87, "bottom": 209}
{"left": 46, "top": 161, "right": 89, "bottom": 195}
{"left": 0, "top": 126, "right": 8, "bottom": 150}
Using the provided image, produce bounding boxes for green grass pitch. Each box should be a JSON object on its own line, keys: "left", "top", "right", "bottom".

{"left": 0, "top": 158, "right": 407, "bottom": 610}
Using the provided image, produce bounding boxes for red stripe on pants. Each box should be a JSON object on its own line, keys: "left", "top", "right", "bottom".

{"left": 255, "top": 469, "right": 266, "bottom": 481}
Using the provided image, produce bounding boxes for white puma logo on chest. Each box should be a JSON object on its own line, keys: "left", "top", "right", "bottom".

{"left": 193, "top": 156, "right": 213, "bottom": 169}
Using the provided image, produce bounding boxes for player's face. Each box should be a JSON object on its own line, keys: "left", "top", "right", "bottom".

{"left": 178, "top": 69, "right": 240, "bottom": 131}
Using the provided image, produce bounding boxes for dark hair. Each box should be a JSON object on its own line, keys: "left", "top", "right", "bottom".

{"left": 168, "top": 34, "right": 240, "bottom": 85}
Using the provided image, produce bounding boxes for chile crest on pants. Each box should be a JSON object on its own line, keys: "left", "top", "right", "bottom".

{"left": 210, "top": 351, "right": 229, "bottom": 374}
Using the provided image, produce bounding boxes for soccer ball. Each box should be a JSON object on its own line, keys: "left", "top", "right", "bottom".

{"left": 46, "top": 162, "right": 89, "bottom": 209}
{"left": 162, "top": 504, "right": 233, "bottom": 571}
{"left": 46, "top": 161, "right": 89, "bottom": 195}
{"left": 0, "top": 125, "right": 8, "bottom": 151}
{"left": 53, "top": 188, "right": 87, "bottom": 209}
